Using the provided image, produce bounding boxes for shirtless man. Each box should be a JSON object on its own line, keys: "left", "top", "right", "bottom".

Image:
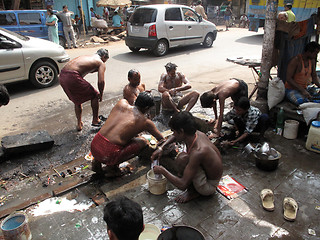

{"left": 91, "top": 92, "right": 164, "bottom": 176}
{"left": 200, "top": 79, "right": 248, "bottom": 138}
{"left": 152, "top": 111, "right": 223, "bottom": 203}
{"left": 158, "top": 62, "right": 199, "bottom": 113}
{"left": 59, "top": 48, "right": 109, "bottom": 131}
{"left": 123, "top": 69, "right": 145, "bottom": 105}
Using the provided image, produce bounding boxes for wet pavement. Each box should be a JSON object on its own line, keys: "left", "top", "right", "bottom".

{"left": 1, "top": 97, "right": 320, "bottom": 240}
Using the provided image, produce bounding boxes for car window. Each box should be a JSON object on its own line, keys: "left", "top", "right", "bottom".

{"left": 0, "top": 13, "right": 17, "bottom": 25}
{"left": 165, "top": 8, "right": 182, "bottom": 21}
{"left": 182, "top": 8, "right": 199, "bottom": 22}
{"left": 0, "top": 33, "right": 21, "bottom": 49}
{"left": 0, "top": 27, "right": 29, "bottom": 40}
{"left": 129, "top": 8, "right": 157, "bottom": 26}
{"left": 18, "top": 13, "right": 41, "bottom": 25}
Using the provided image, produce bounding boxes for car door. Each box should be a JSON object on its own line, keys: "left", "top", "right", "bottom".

{"left": 0, "top": 33, "right": 25, "bottom": 82}
{"left": 17, "top": 12, "right": 46, "bottom": 39}
{"left": 182, "top": 7, "right": 204, "bottom": 45}
{"left": 164, "top": 7, "right": 185, "bottom": 47}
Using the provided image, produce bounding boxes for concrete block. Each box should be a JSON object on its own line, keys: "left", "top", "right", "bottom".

{"left": 1, "top": 130, "right": 54, "bottom": 155}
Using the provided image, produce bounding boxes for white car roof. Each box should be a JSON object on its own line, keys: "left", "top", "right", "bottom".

{"left": 138, "top": 4, "right": 192, "bottom": 10}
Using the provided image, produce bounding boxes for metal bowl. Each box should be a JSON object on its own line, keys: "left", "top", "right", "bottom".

{"left": 254, "top": 151, "right": 281, "bottom": 171}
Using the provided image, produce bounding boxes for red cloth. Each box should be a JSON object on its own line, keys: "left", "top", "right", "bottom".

{"left": 294, "top": 20, "right": 308, "bottom": 39}
{"left": 59, "top": 69, "right": 99, "bottom": 105}
{"left": 91, "top": 132, "right": 141, "bottom": 165}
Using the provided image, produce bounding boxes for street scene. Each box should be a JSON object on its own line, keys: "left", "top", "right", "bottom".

{"left": 1, "top": 1, "right": 320, "bottom": 239}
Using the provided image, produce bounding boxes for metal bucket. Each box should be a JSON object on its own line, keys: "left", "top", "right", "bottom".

{"left": 157, "top": 225, "right": 205, "bottom": 240}
{"left": 1, "top": 212, "right": 32, "bottom": 240}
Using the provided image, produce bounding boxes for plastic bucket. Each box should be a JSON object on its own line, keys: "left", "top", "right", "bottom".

{"left": 147, "top": 170, "right": 167, "bottom": 195}
{"left": 0, "top": 212, "right": 32, "bottom": 240}
{"left": 157, "top": 226, "right": 205, "bottom": 240}
{"left": 283, "top": 120, "right": 299, "bottom": 139}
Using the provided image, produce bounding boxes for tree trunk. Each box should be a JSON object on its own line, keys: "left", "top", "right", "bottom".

{"left": 256, "top": 0, "right": 278, "bottom": 100}
{"left": 12, "top": 0, "right": 20, "bottom": 9}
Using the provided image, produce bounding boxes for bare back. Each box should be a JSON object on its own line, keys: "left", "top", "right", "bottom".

{"left": 123, "top": 84, "right": 146, "bottom": 105}
{"left": 63, "top": 54, "right": 104, "bottom": 77}
{"left": 212, "top": 79, "right": 240, "bottom": 100}
{"left": 99, "top": 99, "right": 154, "bottom": 146}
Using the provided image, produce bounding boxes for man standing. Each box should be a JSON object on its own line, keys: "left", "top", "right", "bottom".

{"left": 224, "top": 6, "right": 233, "bottom": 31}
{"left": 91, "top": 92, "right": 164, "bottom": 177}
{"left": 59, "top": 48, "right": 109, "bottom": 131}
{"left": 152, "top": 111, "right": 223, "bottom": 203}
{"left": 200, "top": 79, "right": 248, "bottom": 138}
{"left": 123, "top": 69, "right": 146, "bottom": 105}
{"left": 0, "top": 84, "right": 10, "bottom": 107}
{"left": 194, "top": 0, "right": 207, "bottom": 20}
{"left": 77, "top": 6, "right": 88, "bottom": 34}
{"left": 284, "top": 3, "right": 295, "bottom": 22}
{"left": 285, "top": 42, "right": 320, "bottom": 105}
{"left": 57, "top": 5, "right": 78, "bottom": 49}
{"left": 158, "top": 62, "right": 199, "bottom": 113}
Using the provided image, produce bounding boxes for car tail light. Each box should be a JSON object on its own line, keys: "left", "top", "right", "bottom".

{"left": 148, "top": 24, "right": 157, "bottom": 37}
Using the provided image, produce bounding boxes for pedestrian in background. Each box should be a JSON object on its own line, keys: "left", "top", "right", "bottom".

{"left": 0, "top": 84, "right": 10, "bottom": 107}
{"left": 195, "top": 0, "right": 207, "bottom": 20}
{"left": 224, "top": 6, "right": 232, "bottom": 31}
{"left": 57, "top": 5, "right": 78, "bottom": 49}
{"left": 46, "top": 8, "right": 59, "bottom": 45}
{"left": 103, "top": 7, "right": 109, "bottom": 21}
{"left": 284, "top": 3, "right": 295, "bottom": 22}
{"left": 77, "top": 6, "right": 88, "bottom": 34}
{"left": 112, "top": 9, "right": 123, "bottom": 27}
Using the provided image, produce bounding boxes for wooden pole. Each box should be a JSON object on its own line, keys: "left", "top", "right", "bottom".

{"left": 80, "top": 0, "right": 86, "bottom": 37}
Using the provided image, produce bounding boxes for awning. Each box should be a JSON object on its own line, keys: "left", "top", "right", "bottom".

{"left": 96, "top": 0, "right": 131, "bottom": 7}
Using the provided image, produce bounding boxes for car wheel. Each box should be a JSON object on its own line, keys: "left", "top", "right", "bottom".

{"left": 129, "top": 47, "right": 141, "bottom": 52}
{"left": 29, "top": 61, "right": 58, "bottom": 88}
{"left": 153, "top": 40, "right": 168, "bottom": 57}
{"left": 59, "top": 36, "right": 66, "bottom": 48}
{"left": 203, "top": 33, "right": 214, "bottom": 48}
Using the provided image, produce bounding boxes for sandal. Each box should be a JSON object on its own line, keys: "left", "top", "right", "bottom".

{"left": 283, "top": 197, "right": 298, "bottom": 221}
{"left": 260, "top": 189, "right": 274, "bottom": 211}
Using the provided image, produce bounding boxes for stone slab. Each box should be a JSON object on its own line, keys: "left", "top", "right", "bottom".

{"left": 1, "top": 130, "right": 54, "bottom": 155}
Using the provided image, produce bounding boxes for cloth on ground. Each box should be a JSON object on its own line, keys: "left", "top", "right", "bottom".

{"left": 193, "top": 167, "right": 219, "bottom": 196}
{"left": 59, "top": 69, "right": 99, "bottom": 105}
{"left": 299, "top": 102, "right": 320, "bottom": 125}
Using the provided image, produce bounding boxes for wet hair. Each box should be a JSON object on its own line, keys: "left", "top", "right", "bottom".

{"left": 165, "top": 62, "right": 177, "bottom": 72}
{"left": 200, "top": 91, "right": 216, "bottom": 108}
{"left": 285, "top": 3, "right": 292, "bottom": 9}
{"left": 169, "top": 111, "right": 197, "bottom": 135}
{"left": 96, "top": 48, "right": 109, "bottom": 59}
{"left": 128, "top": 69, "right": 139, "bottom": 79}
{"left": 135, "top": 91, "right": 154, "bottom": 109}
{"left": 0, "top": 84, "right": 10, "bottom": 106}
{"left": 47, "top": 8, "right": 54, "bottom": 15}
{"left": 234, "top": 96, "right": 250, "bottom": 110}
{"left": 304, "top": 41, "right": 320, "bottom": 53}
{"left": 103, "top": 196, "right": 144, "bottom": 240}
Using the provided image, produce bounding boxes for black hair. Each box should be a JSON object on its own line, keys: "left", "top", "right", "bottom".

{"left": 200, "top": 91, "right": 216, "bottom": 108}
{"left": 135, "top": 91, "right": 154, "bottom": 109}
{"left": 128, "top": 69, "right": 139, "bottom": 79}
{"left": 304, "top": 41, "right": 320, "bottom": 53}
{"left": 47, "top": 8, "right": 54, "bottom": 15}
{"left": 96, "top": 48, "right": 109, "bottom": 59}
{"left": 197, "top": 0, "right": 202, "bottom": 5}
{"left": 169, "top": 111, "right": 197, "bottom": 135}
{"left": 0, "top": 84, "right": 10, "bottom": 106}
{"left": 165, "top": 62, "right": 177, "bottom": 72}
{"left": 103, "top": 196, "right": 143, "bottom": 240}
{"left": 63, "top": 5, "right": 67, "bottom": 9}
{"left": 285, "top": 3, "right": 292, "bottom": 9}
{"left": 234, "top": 96, "right": 250, "bottom": 110}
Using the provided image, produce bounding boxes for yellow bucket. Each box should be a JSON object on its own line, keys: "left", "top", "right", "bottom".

{"left": 147, "top": 170, "right": 167, "bottom": 195}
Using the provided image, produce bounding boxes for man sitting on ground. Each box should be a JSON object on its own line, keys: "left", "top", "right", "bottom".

{"left": 221, "top": 96, "right": 269, "bottom": 146}
{"left": 285, "top": 41, "right": 320, "bottom": 106}
{"left": 0, "top": 84, "right": 10, "bottom": 107}
{"left": 152, "top": 111, "right": 223, "bottom": 203}
{"left": 103, "top": 196, "right": 144, "bottom": 240}
{"left": 91, "top": 92, "right": 164, "bottom": 177}
{"left": 158, "top": 62, "right": 199, "bottom": 113}
{"left": 123, "top": 69, "right": 146, "bottom": 105}
{"left": 200, "top": 78, "right": 248, "bottom": 138}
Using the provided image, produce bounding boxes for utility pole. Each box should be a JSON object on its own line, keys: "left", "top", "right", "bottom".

{"left": 255, "top": 0, "right": 278, "bottom": 111}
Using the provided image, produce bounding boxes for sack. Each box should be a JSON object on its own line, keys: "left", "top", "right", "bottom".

{"left": 268, "top": 77, "right": 285, "bottom": 110}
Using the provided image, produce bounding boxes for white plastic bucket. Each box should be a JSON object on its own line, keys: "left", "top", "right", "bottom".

{"left": 147, "top": 170, "right": 167, "bottom": 195}
{"left": 0, "top": 212, "right": 32, "bottom": 240}
{"left": 283, "top": 120, "right": 299, "bottom": 139}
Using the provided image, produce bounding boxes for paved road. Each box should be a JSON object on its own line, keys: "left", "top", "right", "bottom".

{"left": 0, "top": 28, "right": 264, "bottom": 136}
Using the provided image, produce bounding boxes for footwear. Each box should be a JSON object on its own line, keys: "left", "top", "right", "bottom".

{"left": 260, "top": 189, "right": 274, "bottom": 211}
{"left": 98, "top": 115, "right": 107, "bottom": 121}
{"left": 283, "top": 197, "right": 298, "bottom": 221}
{"left": 91, "top": 121, "right": 103, "bottom": 127}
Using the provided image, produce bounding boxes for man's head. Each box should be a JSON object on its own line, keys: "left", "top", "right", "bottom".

{"left": 0, "top": 85, "right": 9, "bottom": 107}
{"left": 103, "top": 196, "right": 144, "bottom": 240}
{"left": 128, "top": 69, "right": 141, "bottom": 87}
{"left": 234, "top": 96, "right": 250, "bottom": 116}
{"left": 135, "top": 92, "right": 154, "bottom": 111}
{"left": 200, "top": 91, "right": 217, "bottom": 108}
{"left": 196, "top": 0, "right": 202, "bottom": 5}
{"left": 97, "top": 48, "right": 109, "bottom": 62}
{"left": 90, "top": 7, "right": 94, "bottom": 12}
{"left": 63, "top": 5, "right": 68, "bottom": 12}
{"left": 278, "top": 11, "right": 288, "bottom": 21}
{"left": 284, "top": 3, "right": 292, "bottom": 11}
{"left": 78, "top": 5, "right": 81, "bottom": 9}
{"left": 165, "top": 62, "right": 177, "bottom": 77}
{"left": 304, "top": 41, "right": 320, "bottom": 59}
{"left": 169, "top": 111, "right": 197, "bottom": 140}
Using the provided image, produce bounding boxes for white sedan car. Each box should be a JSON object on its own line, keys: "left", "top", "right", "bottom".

{"left": 0, "top": 27, "right": 70, "bottom": 88}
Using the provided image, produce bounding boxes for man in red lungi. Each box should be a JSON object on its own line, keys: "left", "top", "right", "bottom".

{"left": 59, "top": 48, "right": 109, "bottom": 131}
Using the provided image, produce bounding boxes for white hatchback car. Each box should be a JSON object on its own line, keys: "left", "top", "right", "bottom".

{"left": 125, "top": 4, "right": 217, "bottom": 56}
{"left": 0, "top": 27, "right": 70, "bottom": 88}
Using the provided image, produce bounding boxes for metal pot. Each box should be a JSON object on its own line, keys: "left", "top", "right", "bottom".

{"left": 254, "top": 151, "right": 281, "bottom": 171}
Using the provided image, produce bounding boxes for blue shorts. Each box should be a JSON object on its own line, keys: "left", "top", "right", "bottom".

{"left": 285, "top": 86, "right": 320, "bottom": 106}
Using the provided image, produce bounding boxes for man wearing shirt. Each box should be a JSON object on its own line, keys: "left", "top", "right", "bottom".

{"left": 57, "top": 5, "right": 78, "bottom": 49}
{"left": 284, "top": 3, "right": 295, "bottom": 22}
